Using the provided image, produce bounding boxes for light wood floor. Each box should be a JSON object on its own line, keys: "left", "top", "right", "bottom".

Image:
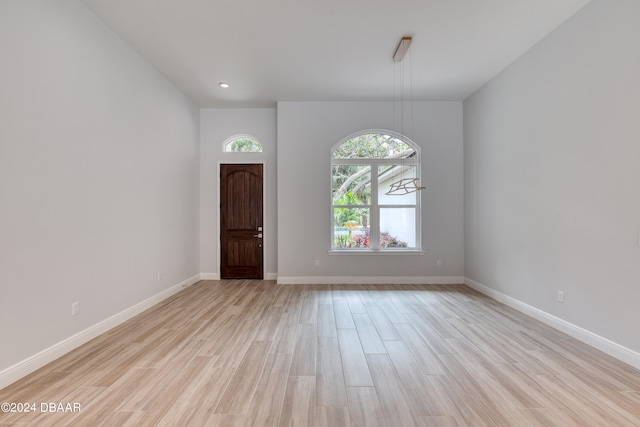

{"left": 2, "top": 281, "right": 640, "bottom": 426}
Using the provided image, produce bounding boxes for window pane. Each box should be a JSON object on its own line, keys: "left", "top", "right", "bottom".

{"left": 332, "top": 133, "right": 415, "bottom": 159}
{"left": 331, "top": 165, "right": 371, "bottom": 204}
{"left": 225, "top": 137, "right": 262, "bottom": 152}
{"left": 333, "top": 208, "right": 370, "bottom": 248}
{"left": 380, "top": 208, "right": 416, "bottom": 248}
{"left": 378, "top": 165, "right": 417, "bottom": 205}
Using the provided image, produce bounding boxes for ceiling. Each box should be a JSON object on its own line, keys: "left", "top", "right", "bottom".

{"left": 80, "top": 0, "right": 591, "bottom": 108}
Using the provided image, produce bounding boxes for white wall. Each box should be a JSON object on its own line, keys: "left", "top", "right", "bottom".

{"left": 0, "top": 0, "right": 200, "bottom": 377}
{"left": 464, "top": 0, "right": 640, "bottom": 355}
{"left": 277, "top": 101, "right": 464, "bottom": 283}
{"left": 200, "top": 109, "right": 277, "bottom": 279}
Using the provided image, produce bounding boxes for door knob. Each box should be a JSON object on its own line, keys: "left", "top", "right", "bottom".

{"left": 254, "top": 233, "right": 263, "bottom": 238}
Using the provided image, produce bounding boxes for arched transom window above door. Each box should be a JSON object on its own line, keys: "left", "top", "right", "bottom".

{"left": 223, "top": 135, "right": 263, "bottom": 153}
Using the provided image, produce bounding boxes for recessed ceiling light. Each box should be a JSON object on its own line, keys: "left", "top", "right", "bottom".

{"left": 219, "top": 82, "right": 230, "bottom": 88}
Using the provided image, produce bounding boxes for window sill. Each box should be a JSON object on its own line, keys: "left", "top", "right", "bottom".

{"left": 328, "top": 249, "right": 425, "bottom": 255}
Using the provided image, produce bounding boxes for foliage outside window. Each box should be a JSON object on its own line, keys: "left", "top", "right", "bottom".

{"left": 331, "top": 131, "right": 421, "bottom": 251}
{"left": 224, "top": 135, "right": 263, "bottom": 152}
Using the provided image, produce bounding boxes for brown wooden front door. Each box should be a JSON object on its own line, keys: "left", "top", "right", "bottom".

{"left": 220, "top": 164, "right": 263, "bottom": 279}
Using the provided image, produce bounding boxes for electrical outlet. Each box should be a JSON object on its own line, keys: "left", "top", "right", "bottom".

{"left": 72, "top": 302, "right": 79, "bottom": 316}
{"left": 557, "top": 291, "right": 564, "bottom": 303}
{"left": 314, "top": 260, "right": 320, "bottom": 267}
{"left": 157, "top": 272, "right": 162, "bottom": 281}
{"left": 436, "top": 259, "right": 442, "bottom": 267}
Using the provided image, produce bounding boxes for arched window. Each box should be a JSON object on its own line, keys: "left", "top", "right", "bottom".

{"left": 331, "top": 130, "right": 422, "bottom": 250}
{"left": 223, "top": 135, "right": 263, "bottom": 153}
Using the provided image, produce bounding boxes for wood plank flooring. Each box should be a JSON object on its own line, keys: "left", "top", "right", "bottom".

{"left": 2, "top": 280, "right": 640, "bottom": 426}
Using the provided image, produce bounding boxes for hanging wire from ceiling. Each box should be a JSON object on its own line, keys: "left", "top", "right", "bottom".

{"left": 386, "top": 36, "right": 425, "bottom": 196}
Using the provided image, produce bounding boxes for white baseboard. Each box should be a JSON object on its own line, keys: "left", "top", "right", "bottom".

{"left": 277, "top": 276, "right": 465, "bottom": 285}
{"left": 0, "top": 274, "right": 201, "bottom": 390}
{"left": 464, "top": 277, "right": 640, "bottom": 371}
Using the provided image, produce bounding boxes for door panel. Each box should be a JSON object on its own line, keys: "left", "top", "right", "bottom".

{"left": 220, "top": 164, "right": 263, "bottom": 279}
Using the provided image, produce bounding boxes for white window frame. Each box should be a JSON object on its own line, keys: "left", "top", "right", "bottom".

{"left": 223, "top": 134, "right": 263, "bottom": 153}
{"left": 330, "top": 129, "right": 423, "bottom": 253}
